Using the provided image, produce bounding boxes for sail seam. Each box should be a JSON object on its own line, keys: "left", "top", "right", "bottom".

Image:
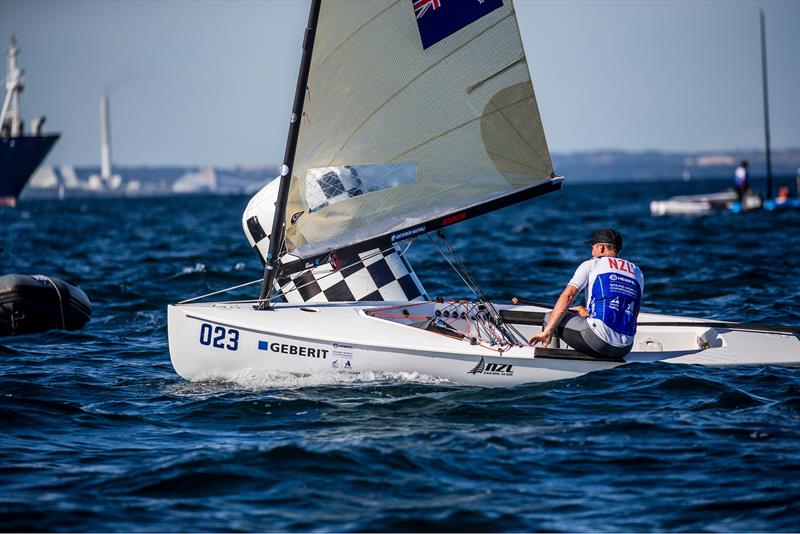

{"left": 324, "top": 11, "right": 515, "bottom": 167}
{"left": 486, "top": 91, "right": 538, "bottom": 154}
{"left": 387, "top": 92, "right": 535, "bottom": 163}
{"left": 315, "top": 0, "right": 402, "bottom": 70}
{"left": 484, "top": 149, "right": 541, "bottom": 174}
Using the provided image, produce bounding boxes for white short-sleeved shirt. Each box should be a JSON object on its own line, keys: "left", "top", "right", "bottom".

{"left": 734, "top": 166, "right": 747, "bottom": 188}
{"left": 568, "top": 256, "right": 645, "bottom": 347}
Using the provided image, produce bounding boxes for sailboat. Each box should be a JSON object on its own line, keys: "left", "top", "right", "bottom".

{"left": 168, "top": 0, "right": 799, "bottom": 386}
{"left": 651, "top": 10, "right": 800, "bottom": 216}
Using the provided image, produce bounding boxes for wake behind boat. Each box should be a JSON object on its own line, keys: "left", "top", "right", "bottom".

{"left": 168, "top": 0, "right": 799, "bottom": 386}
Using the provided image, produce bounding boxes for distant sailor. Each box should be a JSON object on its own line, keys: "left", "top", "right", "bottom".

{"left": 734, "top": 160, "right": 750, "bottom": 203}
{"left": 529, "top": 229, "right": 644, "bottom": 360}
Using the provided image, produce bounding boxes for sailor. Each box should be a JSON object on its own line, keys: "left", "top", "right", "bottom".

{"left": 734, "top": 160, "right": 750, "bottom": 203}
{"left": 529, "top": 228, "right": 644, "bottom": 360}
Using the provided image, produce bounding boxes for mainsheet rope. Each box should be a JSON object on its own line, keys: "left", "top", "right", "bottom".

{"left": 427, "top": 231, "right": 528, "bottom": 347}
{"left": 184, "top": 241, "right": 415, "bottom": 305}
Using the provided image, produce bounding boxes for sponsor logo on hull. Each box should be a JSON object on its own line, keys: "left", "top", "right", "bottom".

{"left": 467, "top": 356, "right": 513, "bottom": 376}
{"left": 258, "top": 340, "right": 328, "bottom": 359}
{"left": 331, "top": 342, "right": 354, "bottom": 369}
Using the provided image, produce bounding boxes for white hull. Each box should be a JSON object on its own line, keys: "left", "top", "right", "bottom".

{"left": 167, "top": 301, "right": 799, "bottom": 386}
{"left": 650, "top": 190, "right": 761, "bottom": 216}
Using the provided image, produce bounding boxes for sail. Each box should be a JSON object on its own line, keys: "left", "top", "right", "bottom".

{"left": 281, "top": 0, "right": 555, "bottom": 270}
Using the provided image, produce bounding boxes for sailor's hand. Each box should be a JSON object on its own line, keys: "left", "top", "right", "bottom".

{"left": 571, "top": 306, "right": 589, "bottom": 318}
{"left": 529, "top": 330, "right": 552, "bottom": 347}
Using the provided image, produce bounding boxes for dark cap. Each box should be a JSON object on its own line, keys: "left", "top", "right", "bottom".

{"left": 584, "top": 228, "right": 623, "bottom": 252}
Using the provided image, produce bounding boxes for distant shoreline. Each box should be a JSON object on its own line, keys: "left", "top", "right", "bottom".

{"left": 22, "top": 147, "right": 800, "bottom": 198}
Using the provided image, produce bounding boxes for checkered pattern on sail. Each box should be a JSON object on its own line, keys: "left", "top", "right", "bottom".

{"left": 244, "top": 214, "right": 427, "bottom": 304}
{"left": 276, "top": 247, "right": 428, "bottom": 304}
{"left": 306, "top": 165, "right": 363, "bottom": 213}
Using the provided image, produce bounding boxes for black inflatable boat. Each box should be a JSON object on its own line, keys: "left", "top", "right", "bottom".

{"left": 0, "top": 274, "right": 92, "bottom": 336}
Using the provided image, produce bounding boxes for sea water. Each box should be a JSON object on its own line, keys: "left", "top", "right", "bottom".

{"left": 1, "top": 178, "right": 799, "bottom": 531}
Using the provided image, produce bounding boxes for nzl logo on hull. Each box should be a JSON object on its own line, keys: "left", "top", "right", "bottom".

{"left": 467, "top": 356, "right": 513, "bottom": 376}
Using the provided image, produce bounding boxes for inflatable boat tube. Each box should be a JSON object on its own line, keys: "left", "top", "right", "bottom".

{"left": 0, "top": 274, "right": 92, "bottom": 336}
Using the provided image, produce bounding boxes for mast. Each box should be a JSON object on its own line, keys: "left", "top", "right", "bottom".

{"left": 759, "top": 9, "right": 773, "bottom": 199}
{"left": 258, "top": 0, "right": 322, "bottom": 309}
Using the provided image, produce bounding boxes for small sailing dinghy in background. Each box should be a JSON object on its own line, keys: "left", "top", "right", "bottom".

{"left": 650, "top": 190, "right": 760, "bottom": 216}
{"left": 168, "top": 0, "right": 799, "bottom": 386}
{"left": 651, "top": 10, "right": 800, "bottom": 216}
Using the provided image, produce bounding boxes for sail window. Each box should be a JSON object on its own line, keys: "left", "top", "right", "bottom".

{"left": 305, "top": 163, "right": 417, "bottom": 213}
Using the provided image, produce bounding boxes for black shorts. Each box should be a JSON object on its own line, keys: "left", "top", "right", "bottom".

{"left": 544, "top": 311, "right": 632, "bottom": 360}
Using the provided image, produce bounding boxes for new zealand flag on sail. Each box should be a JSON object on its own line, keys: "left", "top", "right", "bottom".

{"left": 412, "top": 0, "right": 504, "bottom": 49}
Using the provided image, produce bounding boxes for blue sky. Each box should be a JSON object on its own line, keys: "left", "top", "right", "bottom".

{"left": 1, "top": 0, "right": 798, "bottom": 167}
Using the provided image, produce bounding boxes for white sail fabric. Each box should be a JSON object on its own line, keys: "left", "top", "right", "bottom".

{"left": 283, "top": 0, "right": 553, "bottom": 260}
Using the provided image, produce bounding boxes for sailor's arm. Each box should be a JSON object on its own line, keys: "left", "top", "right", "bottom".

{"left": 529, "top": 284, "right": 579, "bottom": 346}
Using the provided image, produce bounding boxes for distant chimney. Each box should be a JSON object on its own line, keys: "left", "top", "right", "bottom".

{"left": 100, "top": 95, "right": 112, "bottom": 180}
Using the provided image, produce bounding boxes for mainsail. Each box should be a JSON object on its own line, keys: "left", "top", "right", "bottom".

{"left": 276, "top": 0, "right": 558, "bottom": 276}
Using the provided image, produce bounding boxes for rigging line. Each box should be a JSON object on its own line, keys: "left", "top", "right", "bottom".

{"left": 437, "top": 232, "right": 487, "bottom": 302}
{"left": 428, "top": 239, "right": 520, "bottom": 346}
{"left": 397, "top": 239, "right": 414, "bottom": 257}
{"left": 325, "top": 11, "right": 515, "bottom": 166}
{"left": 426, "top": 234, "right": 481, "bottom": 301}
{"left": 478, "top": 312, "right": 500, "bottom": 343}
{"left": 432, "top": 237, "right": 496, "bottom": 336}
{"left": 180, "top": 279, "right": 263, "bottom": 304}
{"left": 265, "top": 231, "right": 289, "bottom": 296}
{"left": 367, "top": 300, "right": 430, "bottom": 314}
{"left": 489, "top": 300, "right": 528, "bottom": 347}
{"left": 436, "top": 232, "right": 528, "bottom": 346}
{"left": 476, "top": 313, "right": 507, "bottom": 349}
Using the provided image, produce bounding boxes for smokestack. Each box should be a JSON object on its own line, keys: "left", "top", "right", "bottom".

{"left": 100, "top": 95, "right": 112, "bottom": 180}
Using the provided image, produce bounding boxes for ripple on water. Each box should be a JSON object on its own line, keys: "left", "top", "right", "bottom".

{"left": 1, "top": 185, "right": 799, "bottom": 531}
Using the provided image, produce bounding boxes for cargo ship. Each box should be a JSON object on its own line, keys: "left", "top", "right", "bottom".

{"left": 0, "top": 36, "right": 59, "bottom": 207}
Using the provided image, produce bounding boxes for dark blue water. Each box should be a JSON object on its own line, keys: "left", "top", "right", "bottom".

{"left": 2, "top": 178, "right": 799, "bottom": 532}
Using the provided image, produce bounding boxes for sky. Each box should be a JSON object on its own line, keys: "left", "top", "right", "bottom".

{"left": 1, "top": 0, "right": 798, "bottom": 168}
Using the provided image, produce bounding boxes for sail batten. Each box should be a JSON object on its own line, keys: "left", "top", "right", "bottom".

{"left": 279, "top": 0, "right": 555, "bottom": 264}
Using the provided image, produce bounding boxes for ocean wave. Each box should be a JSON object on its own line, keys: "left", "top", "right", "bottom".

{"left": 2, "top": 188, "right": 799, "bottom": 531}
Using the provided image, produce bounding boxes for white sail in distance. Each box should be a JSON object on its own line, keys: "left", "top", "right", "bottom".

{"left": 281, "top": 0, "right": 554, "bottom": 270}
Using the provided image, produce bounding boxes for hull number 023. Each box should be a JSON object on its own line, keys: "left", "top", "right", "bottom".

{"left": 199, "top": 323, "right": 239, "bottom": 351}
